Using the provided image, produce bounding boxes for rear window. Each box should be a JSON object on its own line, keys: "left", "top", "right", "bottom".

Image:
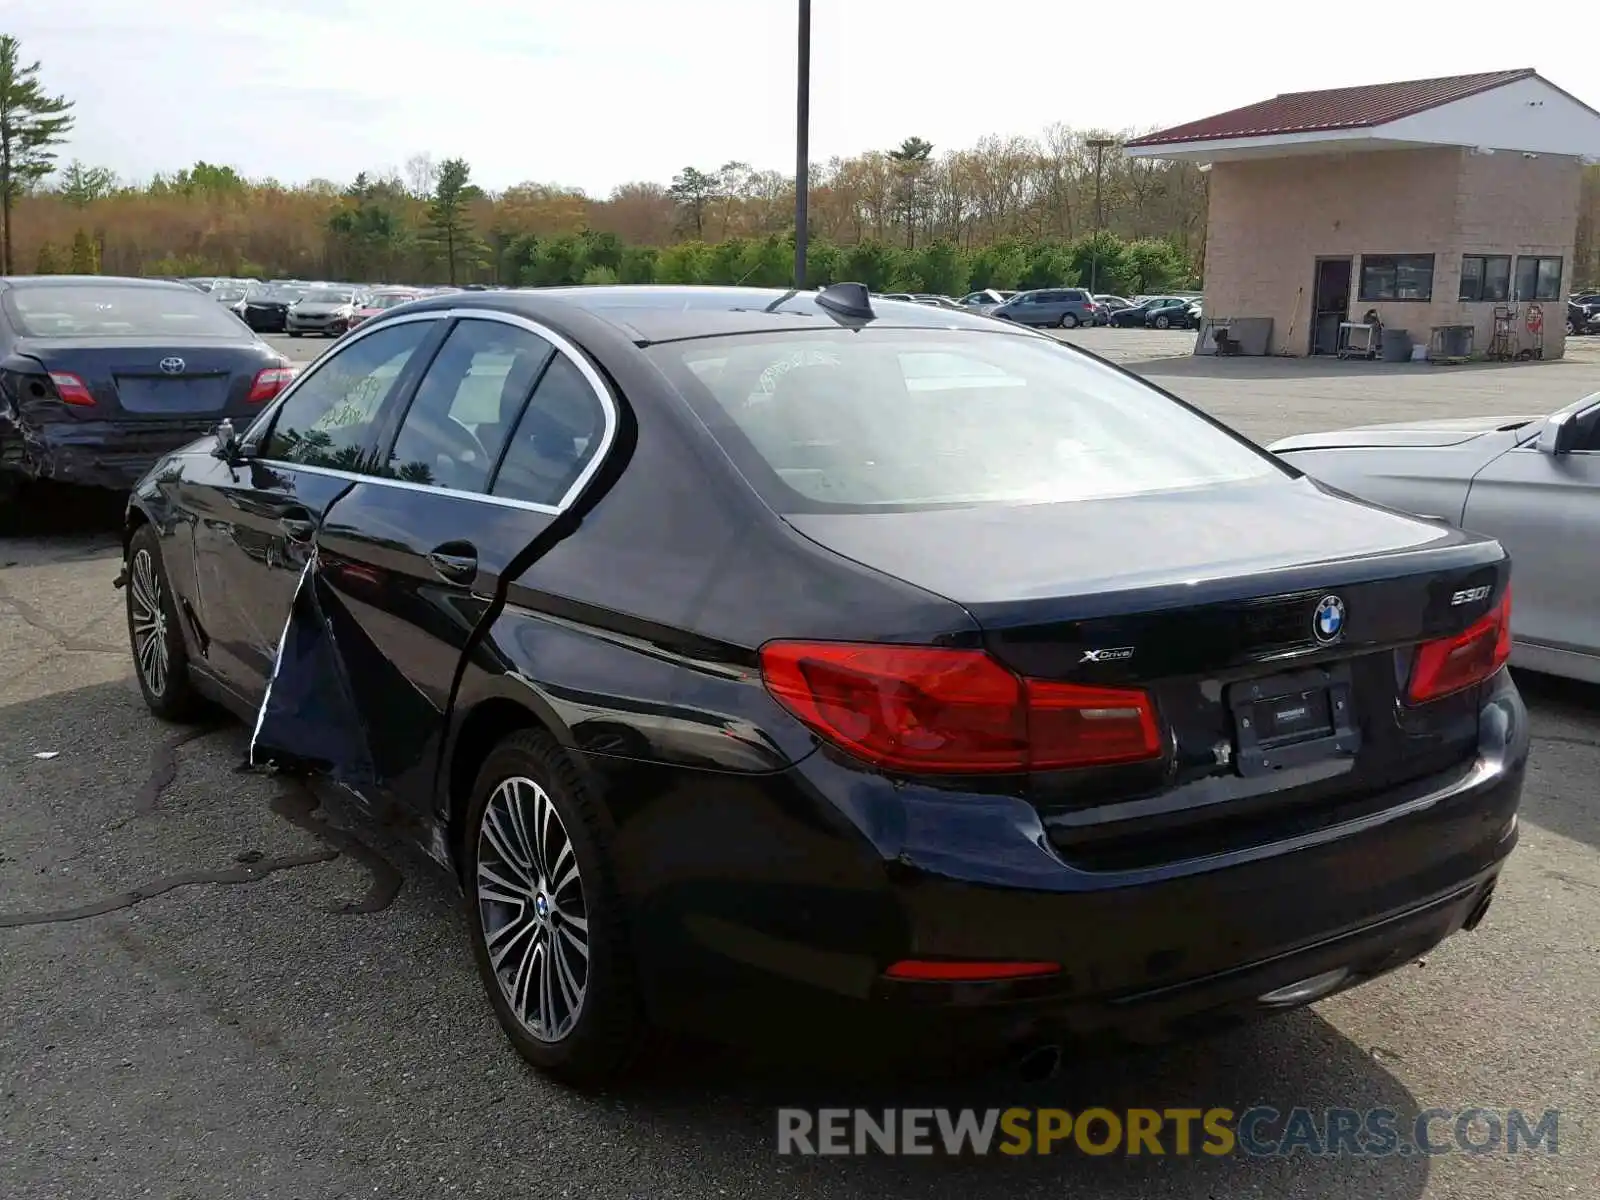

{"left": 646, "top": 329, "right": 1281, "bottom": 512}
{"left": 3, "top": 285, "right": 248, "bottom": 339}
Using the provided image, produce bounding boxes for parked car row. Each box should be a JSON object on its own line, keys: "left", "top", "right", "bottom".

{"left": 899, "top": 288, "right": 1205, "bottom": 330}
{"left": 226, "top": 280, "right": 441, "bottom": 337}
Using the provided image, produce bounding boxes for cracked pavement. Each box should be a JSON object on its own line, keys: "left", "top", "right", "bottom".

{"left": 3, "top": 343, "right": 1600, "bottom": 1198}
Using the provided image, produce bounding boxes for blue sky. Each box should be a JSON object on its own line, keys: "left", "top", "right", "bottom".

{"left": 12, "top": 1, "right": 1600, "bottom": 194}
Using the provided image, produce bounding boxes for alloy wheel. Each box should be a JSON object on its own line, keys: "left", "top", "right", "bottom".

{"left": 129, "top": 548, "right": 170, "bottom": 697}
{"left": 476, "top": 775, "right": 590, "bottom": 1043}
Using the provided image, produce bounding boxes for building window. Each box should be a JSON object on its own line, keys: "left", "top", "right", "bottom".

{"left": 1359, "top": 254, "right": 1434, "bottom": 302}
{"left": 1458, "top": 255, "right": 1512, "bottom": 302}
{"left": 1514, "top": 256, "right": 1563, "bottom": 302}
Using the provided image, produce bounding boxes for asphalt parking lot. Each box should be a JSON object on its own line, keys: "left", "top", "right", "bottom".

{"left": 3, "top": 330, "right": 1599, "bottom": 1199}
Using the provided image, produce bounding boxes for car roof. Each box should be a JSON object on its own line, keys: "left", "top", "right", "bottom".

{"left": 0, "top": 274, "right": 199, "bottom": 292}
{"left": 398, "top": 284, "right": 1037, "bottom": 345}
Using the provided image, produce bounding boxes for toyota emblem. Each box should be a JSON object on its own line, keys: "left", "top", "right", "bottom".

{"left": 159, "top": 357, "right": 185, "bottom": 375}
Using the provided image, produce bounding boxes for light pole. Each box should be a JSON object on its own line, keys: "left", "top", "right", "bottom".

{"left": 794, "top": 0, "right": 812, "bottom": 288}
{"left": 1086, "top": 136, "right": 1116, "bottom": 295}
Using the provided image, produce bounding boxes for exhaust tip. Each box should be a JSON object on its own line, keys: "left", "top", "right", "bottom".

{"left": 1017, "top": 1044, "right": 1063, "bottom": 1083}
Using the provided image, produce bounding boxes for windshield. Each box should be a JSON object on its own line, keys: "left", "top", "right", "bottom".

{"left": 212, "top": 286, "right": 247, "bottom": 303}
{"left": 4, "top": 284, "right": 248, "bottom": 339}
{"left": 303, "top": 289, "right": 355, "bottom": 304}
{"left": 647, "top": 329, "right": 1281, "bottom": 513}
{"left": 368, "top": 293, "right": 417, "bottom": 310}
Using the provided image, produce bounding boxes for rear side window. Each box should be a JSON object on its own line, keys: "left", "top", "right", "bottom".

{"left": 260, "top": 320, "right": 435, "bottom": 471}
{"left": 3, "top": 284, "right": 248, "bottom": 338}
{"left": 383, "top": 318, "right": 554, "bottom": 493}
{"left": 490, "top": 353, "right": 608, "bottom": 508}
{"left": 647, "top": 330, "right": 1281, "bottom": 512}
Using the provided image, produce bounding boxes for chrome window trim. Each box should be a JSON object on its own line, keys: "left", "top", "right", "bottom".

{"left": 245, "top": 307, "right": 622, "bottom": 517}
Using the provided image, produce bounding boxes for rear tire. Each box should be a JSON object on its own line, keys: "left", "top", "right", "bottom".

{"left": 464, "top": 730, "right": 642, "bottom": 1087}
{"left": 1154, "top": 314, "right": 1172, "bottom": 330}
{"left": 1058, "top": 313, "right": 1080, "bottom": 329}
{"left": 125, "top": 524, "right": 204, "bottom": 722}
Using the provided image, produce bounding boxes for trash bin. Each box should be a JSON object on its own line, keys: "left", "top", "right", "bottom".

{"left": 1380, "top": 328, "right": 1413, "bottom": 362}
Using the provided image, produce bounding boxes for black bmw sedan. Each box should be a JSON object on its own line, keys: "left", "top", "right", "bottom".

{"left": 120, "top": 283, "right": 1527, "bottom": 1085}
{"left": 0, "top": 275, "right": 295, "bottom": 496}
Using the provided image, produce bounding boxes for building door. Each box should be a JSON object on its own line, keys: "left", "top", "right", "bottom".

{"left": 1310, "top": 258, "right": 1353, "bottom": 355}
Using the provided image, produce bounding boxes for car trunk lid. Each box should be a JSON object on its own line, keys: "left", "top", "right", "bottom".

{"left": 12, "top": 339, "right": 272, "bottom": 422}
{"left": 784, "top": 476, "right": 1509, "bottom": 867}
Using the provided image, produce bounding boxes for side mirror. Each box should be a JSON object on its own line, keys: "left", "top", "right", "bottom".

{"left": 212, "top": 418, "right": 255, "bottom": 464}
{"left": 1536, "top": 395, "right": 1600, "bottom": 456}
{"left": 1536, "top": 414, "right": 1576, "bottom": 456}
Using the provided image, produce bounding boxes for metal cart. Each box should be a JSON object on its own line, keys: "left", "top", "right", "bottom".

{"left": 1336, "top": 321, "right": 1380, "bottom": 359}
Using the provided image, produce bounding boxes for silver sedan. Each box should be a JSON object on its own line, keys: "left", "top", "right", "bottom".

{"left": 1270, "top": 391, "right": 1600, "bottom": 683}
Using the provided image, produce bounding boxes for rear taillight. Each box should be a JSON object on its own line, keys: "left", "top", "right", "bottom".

{"left": 1406, "top": 588, "right": 1513, "bottom": 705}
{"left": 48, "top": 371, "right": 95, "bottom": 406}
{"left": 759, "top": 641, "right": 1162, "bottom": 774}
{"left": 248, "top": 366, "right": 294, "bottom": 403}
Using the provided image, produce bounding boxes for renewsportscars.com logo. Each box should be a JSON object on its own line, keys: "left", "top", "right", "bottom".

{"left": 776, "top": 1106, "right": 1560, "bottom": 1158}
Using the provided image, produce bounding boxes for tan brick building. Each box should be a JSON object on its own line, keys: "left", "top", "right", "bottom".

{"left": 1125, "top": 70, "right": 1600, "bottom": 359}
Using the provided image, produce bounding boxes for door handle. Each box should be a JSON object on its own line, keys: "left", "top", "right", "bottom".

{"left": 280, "top": 513, "right": 316, "bottom": 542}
{"left": 427, "top": 542, "right": 478, "bottom": 585}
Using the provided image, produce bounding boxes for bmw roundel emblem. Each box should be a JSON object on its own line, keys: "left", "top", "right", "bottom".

{"left": 1313, "top": 595, "right": 1346, "bottom": 643}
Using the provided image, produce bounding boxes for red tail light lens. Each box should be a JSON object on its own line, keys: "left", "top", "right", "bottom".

{"left": 1406, "top": 588, "right": 1512, "bottom": 705}
{"left": 758, "top": 641, "right": 1162, "bottom": 774}
{"left": 248, "top": 366, "right": 295, "bottom": 403}
{"left": 48, "top": 371, "right": 95, "bottom": 406}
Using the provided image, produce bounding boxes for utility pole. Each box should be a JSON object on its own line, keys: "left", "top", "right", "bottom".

{"left": 794, "top": 0, "right": 811, "bottom": 288}
{"left": 1086, "top": 136, "right": 1115, "bottom": 295}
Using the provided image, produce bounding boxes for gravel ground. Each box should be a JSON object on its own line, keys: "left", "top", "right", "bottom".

{"left": 2, "top": 336, "right": 1598, "bottom": 1198}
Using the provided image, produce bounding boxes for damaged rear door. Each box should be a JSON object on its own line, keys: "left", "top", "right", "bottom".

{"left": 195, "top": 315, "right": 447, "bottom": 696}
{"left": 310, "top": 312, "right": 619, "bottom": 820}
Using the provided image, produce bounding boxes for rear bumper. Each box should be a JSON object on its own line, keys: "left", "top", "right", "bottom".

{"left": 617, "top": 672, "right": 1527, "bottom": 1062}
{"left": 0, "top": 414, "right": 212, "bottom": 490}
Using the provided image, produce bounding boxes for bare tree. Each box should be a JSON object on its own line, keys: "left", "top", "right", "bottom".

{"left": 404, "top": 152, "right": 437, "bottom": 199}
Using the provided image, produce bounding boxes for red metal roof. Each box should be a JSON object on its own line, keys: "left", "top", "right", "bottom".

{"left": 1124, "top": 70, "right": 1538, "bottom": 148}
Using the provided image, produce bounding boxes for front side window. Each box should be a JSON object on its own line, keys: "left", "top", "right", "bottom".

{"left": 1359, "top": 254, "right": 1434, "bottom": 302}
{"left": 259, "top": 320, "right": 436, "bottom": 471}
{"left": 646, "top": 329, "right": 1283, "bottom": 513}
{"left": 490, "top": 352, "right": 609, "bottom": 507}
{"left": 1458, "top": 255, "right": 1511, "bottom": 303}
{"left": 383, "top": 318, "right": 554, "bottom": 492}
{"left": 1514, "top": 256, "right": 1563, "bottom": 302}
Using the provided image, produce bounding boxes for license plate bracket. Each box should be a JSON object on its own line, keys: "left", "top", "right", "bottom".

{"left": 1226, "top": 663, "right": 1359, "bottom": 778}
